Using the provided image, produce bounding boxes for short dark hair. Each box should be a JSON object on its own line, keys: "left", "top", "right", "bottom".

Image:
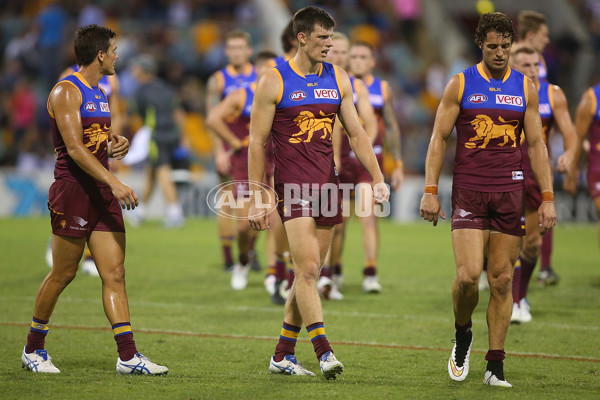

{"left": 255, "top": 50, "right": 277, "bottom": 64}
{"left": 511, "top": 44, "right": 537, "bottom": 58}
{"left": 280, "top": 20, "right": 296, "bottom": 53}
{"left": 350, "top": 40, "right": 374, "bottom": 56}
{"left": 74, "top": 25, "right": 116, "bottom": 67}
{"left": 517, "top": 10, "right": 547, "bottom": 40}
{"left": 225, "top": 29, "right": 252, "bottom": 46}
{"left": 474, "top": 12, "right": 516, "bottom": 45}
{"left": 293, "top": 6, "right": 335, "bottom": 38}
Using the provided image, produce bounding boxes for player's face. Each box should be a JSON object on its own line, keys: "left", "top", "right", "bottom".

{"left": 348, "top": 45, "right": 374, "bottom": 78}
{"left": 529, "top": 24, "right": 550, "bottom": 53}
{"left": 480, "top": 31, "right": 512, "bottom": 73}
{"left": 225, "top": 37, "right": 252, "bottom": 67}
{"left": 101, "top": 38, "right": 118, "bottom": 75}
{"left": 301, "top": 24, "right": 334, "bottom": 63}
{"left": 511, "top": 52, "right": 539, "bottom": 83}
{"left": 325, "top": 38, "right": 349, "bottom": 68}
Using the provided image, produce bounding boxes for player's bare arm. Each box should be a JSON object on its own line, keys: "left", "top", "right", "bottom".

{"left": 382, "top": 80, "right": 404, "bottom": 191}
{"left": 420, "top": 75, "right": 461, "bottom": 226}
{"left": 336, "top": 68, "right": 389, "bottom": 203}
{"left": 523, "top": 78, "right": 556, "bottom": 233}
{"left": 551, "top": 85, "right": 577, "bottom": 174}
{"left": 332, "top": 120, "right": 342, "bottom": 173}
{"left": 248, "top": 70, "right": 278, "bottom": 231}
{"left": 206, "top": 88, "right": 245, "bottom": 151}
{"left": 355, "top": 79, "right": 377, "bottom": 143}
{"left": 568, "top": 89, "right": 595, "bottom": 193}
{"left": 50, "top": 81, "right": 138, "bottom": 210}
{"left": 206, "top": 71, "right": 230, "bottom": 174}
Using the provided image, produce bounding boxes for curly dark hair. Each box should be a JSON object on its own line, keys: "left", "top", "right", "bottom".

{"left": 74, "top": 25, "right": 116, "bottom": 67}
{"left": 474, "top": 12, "right": 516, "bottom": 45}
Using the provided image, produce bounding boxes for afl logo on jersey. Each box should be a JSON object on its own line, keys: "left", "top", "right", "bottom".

{"left": 84, "top": 102, "right": 97, "bottom": 112}
{"left": 468, "top": 94, "right": 488, "bottom": 104}
{"left": 290, "top": 91, "right": 307, "bottom": 101}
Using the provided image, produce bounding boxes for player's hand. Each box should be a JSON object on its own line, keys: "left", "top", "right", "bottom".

{"left": 556, "top": 152, "right": 573, "bottom": 174}
{"left": 420, "top": 194, "right": 445, "bottom": 226}
{"left": 372, "top": 181, "right": 390, "bottom": 204}
{"left": 538, "top": 200, "right": 556, "bottom": 234}
{"left": 390, "top": 166, "right": 404, "bottom": 192}
{"left": 110, "top": 180, "right": 139, "bottom": 210}
{"left": 109, "top": 134, "right": 129, "bottom": 160}
{"left": 248, "top": 202, "right": 270, "bottom": 231}
{"left": 215, "top": 149, "right": 231, "bottom": 175}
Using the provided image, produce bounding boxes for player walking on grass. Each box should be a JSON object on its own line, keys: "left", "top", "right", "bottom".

{"left": 420, "top": 12, "right": 556, "bottom": 387}
{"left": 248, "top": 6, "right": 388, "bottom": 379}
{"left": 21, "top": 25, "right": 167, "bottom": 375}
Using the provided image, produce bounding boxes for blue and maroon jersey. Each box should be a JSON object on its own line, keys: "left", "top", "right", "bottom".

{"left": 521, "top": 80, "right": 555, "bottom": 175}
{"left": 227, "top": 84, "right": 255, "bottom": 160}
{"left": 216, "top": 64, "right": 257, "bottom": 99}
{"left": 271, "top": 60, "right": 343, "bottom": 188}
{"left": 340, "top": 75, "right": 360, "bottom": 161}
{"left": 71, "top": 64, "right": 113, "bottom": 99}
{"left": 454, "top": 63, "right": 528, "bottom": 191}
{"left": 364, "top": 75, "right": 387, "bottom": 154}
{"left": 49, "top": 72, "right": 111, "bottom": 187}
{"left": 587, "top": 85, "right": 600, "bottom": 173}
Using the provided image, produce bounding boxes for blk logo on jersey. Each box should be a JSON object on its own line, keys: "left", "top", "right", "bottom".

{"left": 468, "top": 94, "right": 488, "bottom": 104}
{"left": 314, "top": 89, "right": 339, "bottom": 99}
{"left": 290, "top": 90, "right": 307, "bottom": 101}
{"left": 496, "top": 94, "right": 523, "bottom": 106}
{"left": 84, "top": 102, "right": 97, "bottom": 112}
{"left": 100, "top": 102, "right": 110, "bottom": 112}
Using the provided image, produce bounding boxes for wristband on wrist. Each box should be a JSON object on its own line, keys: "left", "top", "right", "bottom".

{"left": 424, "top": 185, "right": 438, "bottom": 196}
{"left": 542, "top": 191, "right": 554, "bottom": 202}
{"left": 395, "top": 159, "right": 404, "bottom": 169}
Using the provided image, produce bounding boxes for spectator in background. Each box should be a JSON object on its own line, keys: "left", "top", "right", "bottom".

{"left": 36, "top": 0, "right": 67, "bottom": 90}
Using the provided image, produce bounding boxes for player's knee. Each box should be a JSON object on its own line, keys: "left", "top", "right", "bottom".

{"left": 489, "top": 271, "right": 512, "bottom": 295}
{"left": 298, "top": 263, "right": 320, "bottom": 283}
{"left": 523, "top": 234, "right": 542, "bottom": 256}
{"left": 101, "top": 263, "right": 126, "bottom": 283}
{"left": 456, "top": 267, "right": 479, "bottom": 290}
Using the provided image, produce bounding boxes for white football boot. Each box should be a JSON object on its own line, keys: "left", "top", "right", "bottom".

{"left": 483, "top": 370, "right": 512, "bottom": 387}
{"left": 269, "top": 355, "right": 316, "bottom": 376}
{"left": 319, "top": 351, "right": 343, "bottom": 380}
{"left": 448, "top": 334, "right": 472, "bottom": 381}
{"left": 21, "top": 347, "right": 60, "bottom": 373}
{"left": 116, "top": 353, "right": 168, "bottom": 375}
{"left": 231, "top": 264, "right": 250, "bottom": 290}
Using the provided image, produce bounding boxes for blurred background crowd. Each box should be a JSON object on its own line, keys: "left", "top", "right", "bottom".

{"left": 2, "top": 0, "right": 600, "bottom": 200}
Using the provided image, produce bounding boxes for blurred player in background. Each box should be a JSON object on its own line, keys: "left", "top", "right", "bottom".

{"left": 206, "top": 29, "right": 259, "bottom": 272}
{"left": 248, "top": 6, "right": 388, "bottom": 378}
{"left": 206, "top": 50, "right": 277, "bottom": 291}
{"left": 509, "top": 45, "right": 576, "bottom": 323}
{"left": 22, "top": 24, "right": 167, "bottom": 375}
{"left": 326, "top": 32, "right": 377, "bottom": 299}
{"left": 420, "top": 12, "right": 555, "bottom": 387}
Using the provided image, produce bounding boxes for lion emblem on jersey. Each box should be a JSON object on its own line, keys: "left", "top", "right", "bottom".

{"left": 84, "top": 123, "right": 109, "bottom": 154}
{"left": 289, "top": 110, "right": 334, "bottom": 143}
{"left": 466, "top": 115, "right": 519, "bottom": 149}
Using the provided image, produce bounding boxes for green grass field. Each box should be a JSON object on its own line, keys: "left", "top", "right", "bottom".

{"left": 0, "top": 217, "right": 599, "bottom": 399}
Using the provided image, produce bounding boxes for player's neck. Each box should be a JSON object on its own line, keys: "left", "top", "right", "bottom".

{"left": 231, "top": 62, "right": 250, "bottom": 73}
{"left": 293, "top": 52, "right": 321, "bottom": 75}
{"left": 77, "top": 65, "right": 103, "bottom": 87}
{"left": 480, "top": 61, "right": 508, "bottom": 80}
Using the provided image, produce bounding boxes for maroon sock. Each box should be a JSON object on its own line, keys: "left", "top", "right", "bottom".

{"left": 519, "top": 252, "right": 537, "bottom": 300}
{"left": 287, "top": 269, "right": 295, "bottom": 290}
{"left": 320, "top": 266, "right": 331, "bottom": 278}
{"left": 113, "top": 322, "right": 137, "bottom": 361}
{"left": 541, "top": 230, "right": 553, "bottom": 270}
{"left": 274, "top": 322, "right": 300, "bottom": 362}
{"left": 485, "top": 349, "right": 505, "bottom": 362}
{"left": 26, "top": 317, "right": 49, "bottom": 353}
{"left": 306, "top": 322, "right": 332, "bottom": 360}
{"left": 332, "top": 263, "right": 342, "bottom": 276}
{"left": 275, "top": 259, "right": 287, "bottom": 280}
{"left": 363, "top": 266, "right": 376, "bottom": 276}
{"left": 239, "top": 252, "right": 249, "bottom": 266}
{"left": 512, "top": 260, "right": 522, "bottom": 303}
{"left": 455, "top": 320, "right": 472, "bottom": 335}
{"left": 221, "top": 236, "right": 234, "bottom": 265}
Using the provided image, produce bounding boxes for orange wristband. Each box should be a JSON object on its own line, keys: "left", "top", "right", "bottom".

{"left": 542, "top": 191, "right": 554, "bottom": 202}
{"left": 395, "top": 160, "right": 404, "bottom": 169}
{"left": 424, "top": 185, "right": 438, "bottom": 196}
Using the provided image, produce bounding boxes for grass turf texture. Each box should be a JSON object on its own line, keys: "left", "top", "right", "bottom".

{"left": 0, "top": 217, "right": 598, "bottom": 399}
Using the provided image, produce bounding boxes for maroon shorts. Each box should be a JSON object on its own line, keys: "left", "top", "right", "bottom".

{"left": 48, "top": 179, "right": 125, "bottom": 238}
{"left": 276, "top": 183, "right": 343, "bottom": 226}
{"left": 451, "top": 187, "right": 525, "bottom": 236}
{"left": 524, "top": 171, "right": 542, "bottom": 210}
{"left": 588, "top": 169, "right": 600, "bottom": 199}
